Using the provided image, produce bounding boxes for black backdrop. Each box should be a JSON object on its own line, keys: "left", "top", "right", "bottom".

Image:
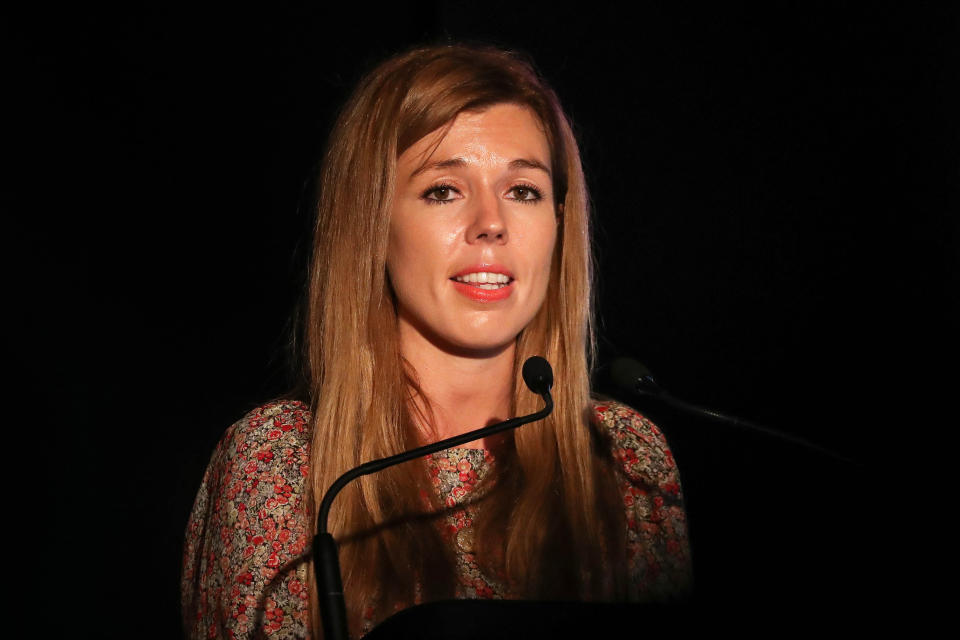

{"left": 10, "top": 2, "right": 957, "bottom": 637}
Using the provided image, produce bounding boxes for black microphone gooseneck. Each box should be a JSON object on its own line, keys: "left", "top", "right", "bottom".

{"left": 610, "top": 357, "right": 854, "bottom": 464}
{"left": 314, "top": 356, "right": 555, "bottom": 640}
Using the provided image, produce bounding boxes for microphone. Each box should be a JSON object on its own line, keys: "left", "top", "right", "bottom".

{"left": 610, "top": 357, "right": 854, "bottom": 464}
{"left": 610, "top": 357, "right": 659, "bottom": 397}
{"left": 522, "top": 355, "right": 553, "bottom": 395}
{"left": 314, "top": 356, "right": 555, "bottom": 640}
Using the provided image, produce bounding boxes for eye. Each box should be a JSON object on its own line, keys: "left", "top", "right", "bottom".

{"left": 421, "top": 184, "right": 461, "bottom": 204}
{"left": 507, "top": 185, "right": 543, "bottom": 203}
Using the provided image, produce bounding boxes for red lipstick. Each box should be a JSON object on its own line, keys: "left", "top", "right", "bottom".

{"left": 450, "top": 264, "right": 514, "bottom": 303}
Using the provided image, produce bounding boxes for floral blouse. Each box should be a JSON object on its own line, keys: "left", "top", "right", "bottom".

{"left": 181, "top": 400, "right": 692, "bottom": 639}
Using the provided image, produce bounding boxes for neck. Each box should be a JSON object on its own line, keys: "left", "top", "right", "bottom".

{"left": 399, "top": 324, "right": 516, "bottom": 449}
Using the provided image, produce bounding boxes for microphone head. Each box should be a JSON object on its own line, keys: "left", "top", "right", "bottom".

{"left": 610, "top": 357, "right": 658, "bottom": 394}
{"left": 522, "top": 356, "right": 554, "bottom": 395}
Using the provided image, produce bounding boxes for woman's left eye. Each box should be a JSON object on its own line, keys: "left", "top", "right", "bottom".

{"left": 507, "top": 185, "right": 543, "bottom": 202}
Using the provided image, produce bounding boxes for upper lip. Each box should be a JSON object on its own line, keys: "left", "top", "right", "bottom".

{"left": 450, "top": 263, "right": 515, "bottom": 280}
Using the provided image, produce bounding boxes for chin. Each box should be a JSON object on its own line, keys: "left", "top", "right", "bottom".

{"left": 398, "top": 304, "right": 526, "bottom": 358}
{"left": 444, "top": 332, "right": 519, "bottom": 358}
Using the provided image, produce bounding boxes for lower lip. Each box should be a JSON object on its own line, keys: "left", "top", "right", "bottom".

{"left": 451, "top": 280, "right": 514, "bottom": 302}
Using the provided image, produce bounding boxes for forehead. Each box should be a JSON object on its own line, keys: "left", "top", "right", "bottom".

{"left": 399, "top": 103, "right": 551, "bottom": 174}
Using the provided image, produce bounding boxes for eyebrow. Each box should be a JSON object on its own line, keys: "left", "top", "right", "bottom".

{"left": 409, "top": 157, "right": 552, "bottom": 179}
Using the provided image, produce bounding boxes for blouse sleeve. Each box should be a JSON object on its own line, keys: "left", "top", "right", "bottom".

{"left": 181, "top": 401, "right": 314, "bottom": 639}
{"left": 594, "top": 401, "right": 693, "bottom": 601}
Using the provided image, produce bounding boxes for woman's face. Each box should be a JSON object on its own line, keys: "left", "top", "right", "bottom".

{"left": 387, "top": 103, "right": 558, "bottom": 357}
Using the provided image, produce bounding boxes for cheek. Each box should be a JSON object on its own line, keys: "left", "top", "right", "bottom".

{"left": 387, "top": 212, "right": 422, "bottom": 274}
{"left": 528, "top": 218, "right": 559, "bottom": 280}
{"left": 386, "top": 222, "right": 417, "bottom": 299}
{"left": 386, "top": 216, "right": 459, "bottom": 296}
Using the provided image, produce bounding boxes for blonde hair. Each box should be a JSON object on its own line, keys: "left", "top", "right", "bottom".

{"left": 303, "top": 44, "right": 626, "bottom": 637}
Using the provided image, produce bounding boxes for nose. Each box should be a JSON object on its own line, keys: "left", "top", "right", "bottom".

{"left": 466, "top": 192, "right": 508, "bottom": 245}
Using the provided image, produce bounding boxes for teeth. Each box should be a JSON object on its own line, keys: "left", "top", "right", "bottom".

{"left": 454, "top": 272, "right": 511, "bottom": 286}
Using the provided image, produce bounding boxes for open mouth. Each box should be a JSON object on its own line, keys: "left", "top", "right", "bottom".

{"left": 450, "top": 272, "right": 513, "bottom": 290}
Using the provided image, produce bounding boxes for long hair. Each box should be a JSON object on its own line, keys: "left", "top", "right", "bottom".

{"left": 302, "top": 44, "right": 626, "bottom": 637}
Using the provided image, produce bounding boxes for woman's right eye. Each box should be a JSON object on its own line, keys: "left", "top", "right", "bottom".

{"left": 422, "top": 185, "right": 460, "bottom": 204}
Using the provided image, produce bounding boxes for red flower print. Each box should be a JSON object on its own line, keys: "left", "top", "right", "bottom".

{"left": 647, "top": 557, "right": 661, "bottom": 577}
{"left": 182, "top": 399, "right": 690, "bottom": 638}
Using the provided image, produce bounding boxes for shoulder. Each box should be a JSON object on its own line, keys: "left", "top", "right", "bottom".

{"left": 220, "top": 400, "right": 313, "bottom": 458}
{"left": 196, "top": 400, "right": 314, "bottom": 507}
{"left": 181, "top": 400, "right": 314, "bottom": 638}
{"left": 590, "top": 398, "right": 692, "bottom": 600}
{"left": 206, "top": 399, "right": 314, "bottom": 510}
{"left": 590, "top": 398, "right": 680, "bottom": 492}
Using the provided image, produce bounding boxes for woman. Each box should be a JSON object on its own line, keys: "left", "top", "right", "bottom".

{"left": 181, "top": 44, "right": 691, "bottom": 639}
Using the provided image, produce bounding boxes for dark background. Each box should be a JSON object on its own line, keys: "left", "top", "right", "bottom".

{"left": 10, "top": 2, "right": 956, "bottom": 637}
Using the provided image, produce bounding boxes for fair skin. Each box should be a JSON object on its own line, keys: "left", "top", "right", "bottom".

{"left": 387, "top": 103, "right": 558, "bottom": 446}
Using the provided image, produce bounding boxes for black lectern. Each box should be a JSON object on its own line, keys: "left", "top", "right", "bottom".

{"left": 365, "top": 600, "right": 691, "bottom": 639}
